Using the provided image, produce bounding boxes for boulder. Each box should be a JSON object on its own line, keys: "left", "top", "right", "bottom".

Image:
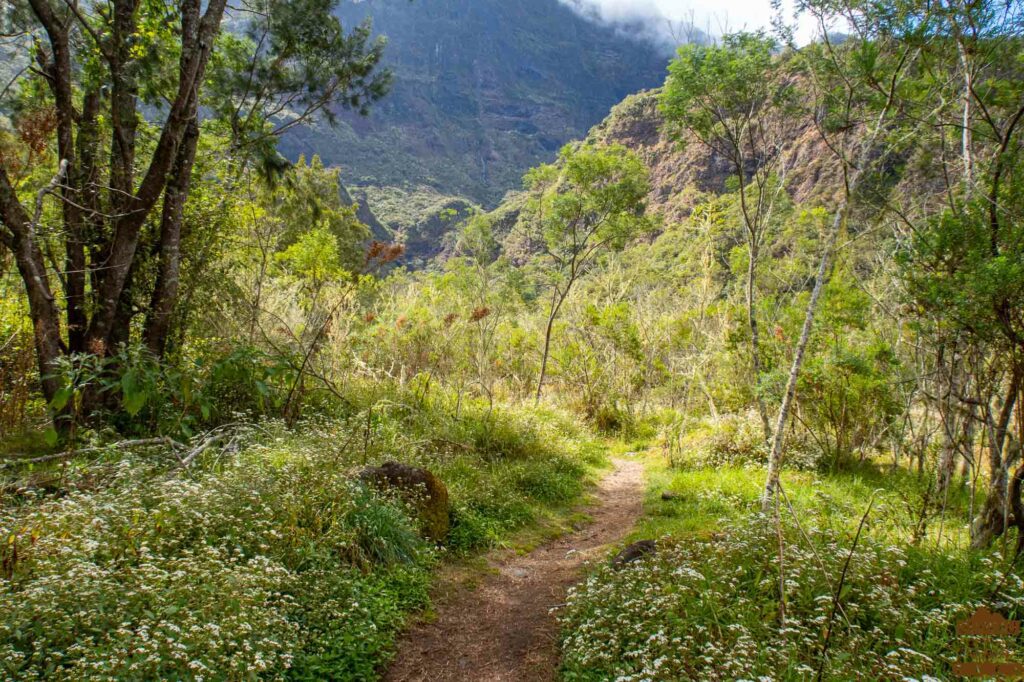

{"left": 610, "top": 539, "right": 657, "bottom": 568}
{"left": 360, "top": 461, "right": 450, "bottom": 541}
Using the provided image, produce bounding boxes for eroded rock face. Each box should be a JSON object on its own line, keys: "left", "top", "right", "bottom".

{"left": 610, "top": 539, "right": 657, "bottom": 568}
{"left": 360, "top": 461, "right": 450, "bottom": 542}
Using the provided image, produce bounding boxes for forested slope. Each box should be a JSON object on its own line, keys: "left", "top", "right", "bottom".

{"left": 280, "top": 0, "right": 669, "bottom": 209}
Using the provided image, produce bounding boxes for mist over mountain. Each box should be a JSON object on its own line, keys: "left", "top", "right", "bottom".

{"left": 277, "top": 0, "right": 671, "bottom": 227}
{"left": 555, "top": 0, "right": 687, "bottom": 47}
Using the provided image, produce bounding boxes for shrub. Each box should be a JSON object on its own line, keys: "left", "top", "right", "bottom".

{"left": 668, "top": 411, "right": 821, "bottom": 471}
{"left": 560, "top": 513, "right": 1024, "bottom": 681}
{"left": 592, "top": 403, "right": 635, "bottom": 434}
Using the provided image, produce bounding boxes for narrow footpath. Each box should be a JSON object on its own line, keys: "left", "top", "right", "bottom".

{"left": 384, "top": 458, "right": 645, "bottom": 682}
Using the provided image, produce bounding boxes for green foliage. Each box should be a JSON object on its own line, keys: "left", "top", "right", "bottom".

{"left": 661, "top": 31, "right": 783, "bottom": 148}
{"left": 561, "top": 455, "right": 1017, "bottom": 681}
{"left": 799, "top": 338, "right": 902, "bottom": 467}
{"left": 900, "top": 194, "right": 1024, "bottom": 354}
{"left": 668, "top": 411, "right": 821, "bottom": 471}
{"left": 276, "top": 226, "right": 347, "bottom": 290}
{"left": 561, "top": 514, "right": 1021, "bottom": 681}
{"left": 524, "top": 143, "right": 652, "bottom": 262}
{"left": 456, "top": 213, "right": 500, "bottom": 267}
{"left": 0, "top": 383, "right": 602, "bottom": 679}
{"left": 42, "top": 344, "right": 292, "bottom": 438}
{"left": 208, "top": 0, "right": 391, "bottom": 168}
{"left": 4, "top": 3, "right": 1024, "bottom": 677}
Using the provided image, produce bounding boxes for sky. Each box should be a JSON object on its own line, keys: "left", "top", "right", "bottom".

{"left": 560, "top": 0, "right": 820, "bottom": 45}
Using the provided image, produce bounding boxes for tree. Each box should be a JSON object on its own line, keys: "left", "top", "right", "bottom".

{"left": 0, "top": 0, "right": 389, "bottom": 431}
{"left": 521, "top": 143, "right": 651, "bottom": 405}
{"left": 883, "top": 0, "right": 1024, "bottom": 546}
{"left": 901, "top": 154, "right": 1024, "bottom": 546}
{"left": 662, "top": 31, "right": 792, "bottom": 441}
{"left": 762, "top": 2, "right": 922, "bottom": 503}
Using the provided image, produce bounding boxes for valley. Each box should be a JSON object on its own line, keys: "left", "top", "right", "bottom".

{"left": 1, "top": 0, "right": 1023, "bottom": 680}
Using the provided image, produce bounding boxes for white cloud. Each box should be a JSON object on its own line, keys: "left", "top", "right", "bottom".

{"left": 560, "top": 0, "right": 819, "bottom": 45}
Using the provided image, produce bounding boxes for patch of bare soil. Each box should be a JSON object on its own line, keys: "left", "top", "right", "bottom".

{"left": 383, "top": 458, "right": 645, "bottom": 682}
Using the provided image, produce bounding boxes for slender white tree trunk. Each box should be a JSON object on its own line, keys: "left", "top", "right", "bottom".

{"left": 762, "top": 197, "right": 847, "bottom": 502}
{"left": 959, "top": 41, "right": 974, "bottom": 187}
{"left": 760, "top": 41, "right": 910, "bottom": 503}
{"left": 748, "top": 238, "right": 772, "bottom": 442}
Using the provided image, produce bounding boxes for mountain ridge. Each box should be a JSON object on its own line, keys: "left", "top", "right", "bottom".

{"left": 278, "top": 0, "right": 670, "bottom": 235}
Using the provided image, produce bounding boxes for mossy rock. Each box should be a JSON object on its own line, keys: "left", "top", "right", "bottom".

{"left": 360, "top": 461, "right": 450, "bottom": 542}
{"left": 610, "top": 540, "right": 657, "bottom": 568}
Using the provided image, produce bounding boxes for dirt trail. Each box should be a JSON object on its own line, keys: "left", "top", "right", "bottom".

{"left": 383, "top": 458, "right": 645, "bottom": 682}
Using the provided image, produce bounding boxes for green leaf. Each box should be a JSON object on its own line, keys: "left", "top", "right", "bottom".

{"left": 123, "top": 390, "right": 148, "bottom": 417}
{"left": 49, "top": 387, "right": 73, "bottom": 412}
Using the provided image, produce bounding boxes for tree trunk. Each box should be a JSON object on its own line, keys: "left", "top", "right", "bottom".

{"left": 535, "top": 303, "right": 558, "bottom": 406}
{"left": 145, "top": 117, "right": 200, "bottom": 357}
{"left": 747, "top": 237, "right": 771, "bottom": 441}
{"left": 935, "top": 347, "right": 961, "bottom": 498}
{"left": 958, "top": 41, "right": 974, "bottom": 187}
{"left": 67, "top": 91, "right": 101, "bottom": 354}
{"left": 970, "top": 368, "right": 1020, "bottom": 548}
{"left": 83, "top": 0, "right": 227, "bottom": 354}
{"left": 0, "top": 169, "right": 66, "bottom": 408}
{"left": 763, "top": 198, "right": 846, "bottom": 502}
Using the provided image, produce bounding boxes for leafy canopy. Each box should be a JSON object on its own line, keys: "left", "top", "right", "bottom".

{"left": 524, "top": 143, "right": 652, "bottom": 272}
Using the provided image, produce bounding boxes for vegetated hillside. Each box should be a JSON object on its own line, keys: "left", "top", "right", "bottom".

{"left": 279, "top": 0, "right": 669, "bottom": 227}
{"left": 490, "top": 85, "right": 899, "bottom": 256}
{"left": 346, "top": 185, "right": 478, "bottom": 268}
{"left": 584, "top": 88, "right": 848, "bottom": 223}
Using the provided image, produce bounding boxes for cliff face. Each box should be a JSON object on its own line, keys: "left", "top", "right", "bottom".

{"left": 486, "top": 86, "right": 850, "bottom": 258}
{"left": 583, "top": 89, "right": 848, "bottom": 227}
{"left": 279, "top": 0, "right": 670, "bottom": 213}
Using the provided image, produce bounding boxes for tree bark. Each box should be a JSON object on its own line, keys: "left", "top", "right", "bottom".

{"left": 83, "top": 0, "right": 227, "bottom": 353}
{"left": 747, "top": 237, "right": 771, "bottom": 441}
{"left": 535, "top": 289, "right": 565, "bottom": 406}
{"left": 970, "top": 367, "right": 1021, "bottom": 548}
{"left": 145, "top": 117, "right": 200, "bottom": 357}
{"left": 0, "top": 168, "right": 66, "bottom": 406}
{"left": 67, "top": 91, "right": 101, "bottom": 354}
{"left": 958, "top": 39, "right": 974, "bottom": 187}
{"left": 935, "top": 346, "right": 962, "bottom": 498}
{"left": 763, "top": 195, "right": 847, "bottom": 502}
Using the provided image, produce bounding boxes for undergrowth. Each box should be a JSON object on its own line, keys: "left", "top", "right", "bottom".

{"left": 559, "top": 448, "right": 1024, "bottom": 681}
{"left": 0, "top": 384, "right": 602, "bottom": 680}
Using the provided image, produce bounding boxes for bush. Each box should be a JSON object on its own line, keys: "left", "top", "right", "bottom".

{"left": 668, "top": 411, "right": 821, "bottom": 471}
{"left": 560, "top": 513, "right": 1024, "bottom": 681}
{"left": 592, "top": 403, "right": 635, "bottom": 434}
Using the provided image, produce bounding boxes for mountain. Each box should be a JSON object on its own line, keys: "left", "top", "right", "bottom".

{"left": 278, "top": 0, "right": 671, "bottom": 248}
{"left": 582, "top": 89, "right": 848, "bottom": 225}
{"left": 489, "top": 86, "right": 860, "bottom": 261}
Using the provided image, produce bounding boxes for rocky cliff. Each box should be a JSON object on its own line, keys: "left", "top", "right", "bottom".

{"left": 583, "top": 89, "right": 848, "bottom": 226}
